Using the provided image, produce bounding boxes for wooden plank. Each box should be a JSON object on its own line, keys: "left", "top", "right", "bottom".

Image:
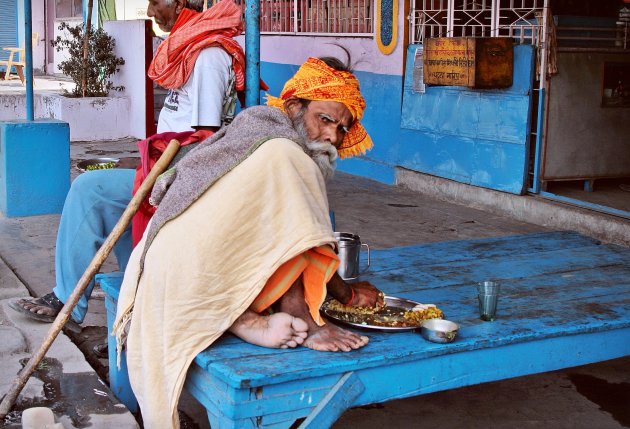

{"left": 402, "top": 266, "right": 630, "bottom": 322}
{"left": 366, "top": 231, "right": 600, "bottom": 272}
{"left": 188, "top": 366, "right": 335, "bottom": 420}
{"left": 184, "top": 232, "right": 630, "bottom": 429}
{"left": 365, "top": 244, "right": 629, "bottom": 297}
{"left": 195, "top": 326, "right": 630, "bottom": 427}
{"left": 185, "top": 364, "right": 254, "bottom": 418}
{"left": 198, "top": 268, "right": 630, "bottom": 384}
{"left": 299, "top": 372, "right": 364, "bottom": 429}
{"left": 199, "top": 307, "right": 630, "bottom": 390}
{"left": 197, "top": 259, "right": 630, "bottom": 376}
{"left": 192, "top": 232, "right": 615, "bottom": 364}
{"left": 196, "top": 283, "right": 630, "bottom": 389}
{"left": 343, "top": 327, "right": 630, "bottom": 406}
{"left": 198, "top": 328, "right": 630, "bottom": 427}
{"left": 193, "top": 235, "right": 630, "bottom": 389}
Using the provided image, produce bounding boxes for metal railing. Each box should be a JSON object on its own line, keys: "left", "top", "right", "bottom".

{"left": 234, "top": 0, "right": 373, "bottom": 35}
{"left": 556, "top": 23, "right": 629, "bottom": 51}
{"left": 410, "top": 0, "right": 545, "bottom": 45}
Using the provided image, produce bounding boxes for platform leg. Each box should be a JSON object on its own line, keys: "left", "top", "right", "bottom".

{"left": 298, "top": 372, "right": 365, "bottom": 429}
{"left": 584, "top": 179, "right": 594, "bottom": 192}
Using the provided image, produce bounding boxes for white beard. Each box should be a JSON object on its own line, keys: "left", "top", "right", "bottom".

{"left": 304, "top": 140, "right": 338, "bottom": 182}
{"left": 292, "top": 110, "right": 339, "bottom": 181}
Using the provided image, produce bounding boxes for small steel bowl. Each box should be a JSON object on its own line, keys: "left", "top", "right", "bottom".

{"left": 420, "top": 319, "right": 459, "bottom": 343}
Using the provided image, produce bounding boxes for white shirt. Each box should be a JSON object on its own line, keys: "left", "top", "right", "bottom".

{"left": 157, "top": 47, "right": 232, "bottom": 133}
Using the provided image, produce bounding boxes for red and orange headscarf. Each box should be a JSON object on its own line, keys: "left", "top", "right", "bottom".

{"left": 148, "top": 0, "right": 245, "bottom": 91}
{"left": 266, "top": 57, "right": 373, "bottom": 159}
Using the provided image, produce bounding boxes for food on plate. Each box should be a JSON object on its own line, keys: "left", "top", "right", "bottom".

{"left": 404, "top": 304, "right": 444, "bottom": 324}
{"left": 322, "top": 298, "right": 443, "bottom": 328}
{"left": 85, "top": 161, "right": 117, "bottom": 171}
{"left": 324, "top": 298, "right": 382, "bottom": 315}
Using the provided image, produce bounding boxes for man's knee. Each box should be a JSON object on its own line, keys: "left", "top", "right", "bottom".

{"left": 72, "top": 169, "right": 118, "bottom": 191}
{"left": 68, "top": 169, "right": 134, "bottom": 202}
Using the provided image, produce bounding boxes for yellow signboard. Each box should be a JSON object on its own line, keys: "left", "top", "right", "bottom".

{"left": 423, "top": 38, "right": 475, "bottom": 86}
{"left": 423, "top": 37, "right": 514, "bottom": 88}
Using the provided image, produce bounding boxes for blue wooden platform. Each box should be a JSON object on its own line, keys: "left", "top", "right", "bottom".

{"left": 184, "top": 231, "right": 630, "bottom": 428}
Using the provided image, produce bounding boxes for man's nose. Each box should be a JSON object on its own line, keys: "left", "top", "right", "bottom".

{"left": 147, "top": 5, "right": 155, "bottom": 17}
{"left": 323, "top": 126, "right": 340, "bottom": 147}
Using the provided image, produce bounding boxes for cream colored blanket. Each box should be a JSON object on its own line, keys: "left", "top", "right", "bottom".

{"left": 113, "top": 138, "right": 336, "bottom": 428}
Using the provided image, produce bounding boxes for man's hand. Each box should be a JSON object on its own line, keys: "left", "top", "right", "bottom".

{"left": 350, "top": 281, "right": 384, "bottom": 308}
{"left": 117, "top": 157, "right": 140, "bottom": 170}
{"left": 327, "top": 272, "right": 384, "bottom": 308}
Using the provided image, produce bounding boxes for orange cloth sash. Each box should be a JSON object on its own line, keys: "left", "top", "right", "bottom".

{"left": 148, "top": 0, "right": 245, "bottom": 91}
{"left": 250, "top": 245, "right": 339, "bottom": 325}
{"left": 266, "top": 57, "right": 373, "bottom": 159}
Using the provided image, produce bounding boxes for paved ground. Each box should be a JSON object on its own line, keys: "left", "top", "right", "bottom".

{"left": 1, "top": 138, "right": 629, "bottom": 428}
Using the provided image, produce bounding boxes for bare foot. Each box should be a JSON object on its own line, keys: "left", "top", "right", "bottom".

{"left": 229, "top": 310, "right": 309, "bottom": 349}
{"left": 304, "top": 323, "right": 369, "bottom": 352}
{"left": 276, "top": 276, "right": 370, "bottom": 352}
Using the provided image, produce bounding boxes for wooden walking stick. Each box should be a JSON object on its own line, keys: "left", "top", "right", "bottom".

{"left": 0, "top": 139, "right": 181, "bottom": 419}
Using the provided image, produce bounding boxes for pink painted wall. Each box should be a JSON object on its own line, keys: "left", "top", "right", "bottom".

{"left": 248, "top": 4, "right": 406, "bottom": 77}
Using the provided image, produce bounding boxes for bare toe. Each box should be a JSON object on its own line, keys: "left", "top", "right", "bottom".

{"left": 9, "top": 293, "right": 63, "bottom": 323}
{"left": 229, "top": 311, "right": 310, "bottom": 349}
{"left": 291, "top": 317, "right": 309, "bottom": 333}
{"left": 303, "top": 323, "right": 370, "bottom": 352}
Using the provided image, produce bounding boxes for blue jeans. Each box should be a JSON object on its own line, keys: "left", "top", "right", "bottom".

{"left": 53, "top": 169, "right": 135, "bottom": 323}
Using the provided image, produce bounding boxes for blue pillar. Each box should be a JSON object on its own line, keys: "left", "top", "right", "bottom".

{"left": 530, "top": 88, "right": 545, "bottom": 194}
{"left": 0, "top": 120, "right": 70, "bottom": 217}
{"left": 24, "top": 0, "right": 34, "bottom": 121}
{"left": 245, "top": 0, "right": 260, "bottom": 107}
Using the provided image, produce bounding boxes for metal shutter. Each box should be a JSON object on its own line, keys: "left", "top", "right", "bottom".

{"left": 0, "top": 0, "right": 18, "bottom": 62}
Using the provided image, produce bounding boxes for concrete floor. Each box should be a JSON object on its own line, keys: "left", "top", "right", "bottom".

{"left": 334, "top": 356, "right": 630, "bottom": 429}
{"left": 546, "top": 178, "right": 630, "bottom": 213}
{"left": 1, "top": 138, "right": 629, "bottom": 428}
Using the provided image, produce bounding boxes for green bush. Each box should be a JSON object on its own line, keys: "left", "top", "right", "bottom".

{"left": 52, "top": 22, "right": 125, "bottom": 97}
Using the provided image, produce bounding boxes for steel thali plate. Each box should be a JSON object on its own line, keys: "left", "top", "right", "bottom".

{"left": 321, "top": 295, "right": 431, "bottom": 332}
{"left": 76, "top": 157, "right": 120, "bottom": 172}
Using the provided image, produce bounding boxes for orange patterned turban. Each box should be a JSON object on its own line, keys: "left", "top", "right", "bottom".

{"left": 266, "top": 57, "right": 373, "bottom": 159}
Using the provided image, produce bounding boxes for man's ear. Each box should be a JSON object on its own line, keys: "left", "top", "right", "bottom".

{"left": 175, "top": 0, "right": 186, "bottom": 14}
{"left": 284, "top": 98, "right": 302, "bottom": 119}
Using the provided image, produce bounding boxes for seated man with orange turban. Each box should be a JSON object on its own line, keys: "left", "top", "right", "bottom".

{"left": 113, "top": 56, "right": 384, "bottom": 428}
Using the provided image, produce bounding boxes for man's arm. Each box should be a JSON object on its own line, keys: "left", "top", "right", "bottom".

{"left": 327, "top": 272, "right": 384, "bottom": 308}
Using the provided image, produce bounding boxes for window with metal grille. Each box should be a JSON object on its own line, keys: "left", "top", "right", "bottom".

{"left": 55, "top": 0, "right": 83, "bottom": 18}
{"left": 235, "top": 0, "right": 373, "bottom": 35}
{"left": 410, "top": 0, "right": 546, "bottom": 45}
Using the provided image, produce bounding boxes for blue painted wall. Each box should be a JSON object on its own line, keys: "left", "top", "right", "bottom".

{"left": 400, "top": 44, "right": 535, "bottom": 194}
{"left": 261, "top": 44, "right": 535, "bottom": 192}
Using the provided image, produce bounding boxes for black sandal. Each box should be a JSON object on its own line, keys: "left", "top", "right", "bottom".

{"left": 93, "top": 342, "right": 109, "bottom": 359}
{"left": 9, "top": 292, "right": 64, "bottom": 323}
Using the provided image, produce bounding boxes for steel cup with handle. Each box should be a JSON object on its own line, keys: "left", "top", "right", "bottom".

{"left": 334, "top": 232, "right": 370, "bottom": 280}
